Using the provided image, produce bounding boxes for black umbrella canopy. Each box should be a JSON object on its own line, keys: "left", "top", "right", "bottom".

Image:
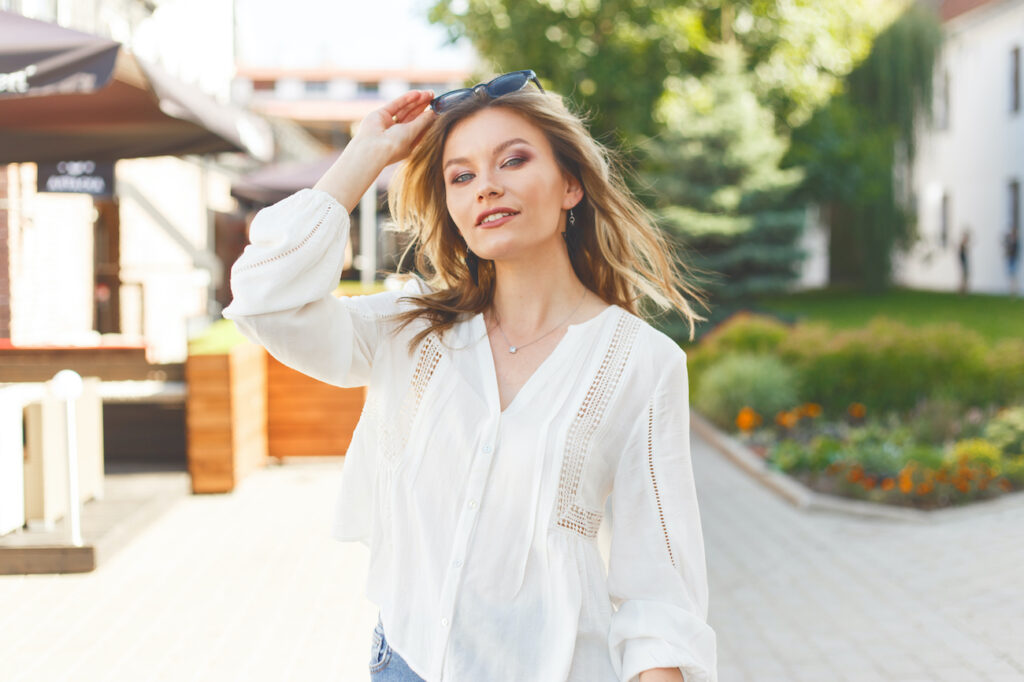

{"left": 0, "top": 10, "right": 120, "bottom": 97}
{"left": 0, "top": 12, "right": 273, "bottom": 163}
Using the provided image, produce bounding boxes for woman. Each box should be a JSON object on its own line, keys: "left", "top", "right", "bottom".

{"left": 223, "top": 71, "right": 717, "bottom": 682}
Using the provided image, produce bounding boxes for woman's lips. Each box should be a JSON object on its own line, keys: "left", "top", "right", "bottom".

{"left": 477, "top": 212, "right": 518, "bottom": 229}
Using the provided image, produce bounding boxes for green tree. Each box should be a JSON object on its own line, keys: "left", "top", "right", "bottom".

{"left": 428, "top": 0, "right": 901, "bottom": 142}
{"left": 643, "top": 42, "right": 806, "bottom": 301}
{"left": 784, "top": 3, "right": 942, "bottom": 290}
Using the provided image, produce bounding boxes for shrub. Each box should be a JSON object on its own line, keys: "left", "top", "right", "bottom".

{"left": 984, "top": 406, "right": 1024, "bottom": 457}
{"left": 948, "top": 439, "right": 1003, "bottom": 474}
{"left": 687, "top": 313, "right": 789, "bottom": 395}
{"left": 907, "top": 396, "right": 966, "bottom": 445}
{"left": 694, "top": 353, "right": 799, "bottom": 430}
{"left": 778, "top": 318, "right": 991, "bottom": 417}
{"left": 985, "top": 339, "right": 1024, "bottom": 405}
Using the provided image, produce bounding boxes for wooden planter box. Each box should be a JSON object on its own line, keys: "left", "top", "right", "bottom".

{"left": 185, "top": 343, "right": 267, "bottom": 494}
{"left": 266, "top": 355, "right": 366, "bottom": 457}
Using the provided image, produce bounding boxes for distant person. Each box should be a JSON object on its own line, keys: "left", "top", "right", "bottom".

{"left": 1005, "top": 229, "right": 1020, "bottom": 295}
{"left": 223, "top": 75, "right": 717, "bottom": 681}
{"left": 958, "top": 229, "right": 971, "bottom": 294}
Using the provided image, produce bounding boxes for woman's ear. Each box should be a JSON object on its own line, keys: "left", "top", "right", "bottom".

{"left": 562, "top": 173, "right": 584, "bottom": 210}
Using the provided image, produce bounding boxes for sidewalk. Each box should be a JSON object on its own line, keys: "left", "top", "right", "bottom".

{"left": 1, "top": 436, "right": 1022, "bottom": 681}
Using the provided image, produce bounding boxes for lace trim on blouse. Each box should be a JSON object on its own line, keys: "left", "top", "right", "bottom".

{"left": 553, "top": 312, "right": 641, "bottom": 539}
{"left": 648, "top": 400, "right": 678, "bottom": 569}
{"left": 378, "top": 334, "right": 444, "bottom": 468}
{"left": 234, "top": 202, "right": 334, "bottom": 272}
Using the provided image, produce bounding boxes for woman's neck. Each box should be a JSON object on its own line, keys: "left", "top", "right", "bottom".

{"left": 488, "top": 243, "right": 588, "bottom": 336}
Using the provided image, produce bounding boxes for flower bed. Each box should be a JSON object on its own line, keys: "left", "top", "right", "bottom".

{"left": 688, "top": 313, "right": 1024, "bottom": 510}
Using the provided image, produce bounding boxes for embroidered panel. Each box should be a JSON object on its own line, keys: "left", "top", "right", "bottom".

{"left": 378, "top": 334, "right": 444, "bottom": 468}
{"left": 554, "top": 312, "right": 641, "bottom": 538}
{"left": 648, "top": 401, "right": 678, "bottom": 569}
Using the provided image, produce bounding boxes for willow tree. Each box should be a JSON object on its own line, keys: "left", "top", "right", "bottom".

{"left": 784, "top": 3, "right": 943, "bottom": 290}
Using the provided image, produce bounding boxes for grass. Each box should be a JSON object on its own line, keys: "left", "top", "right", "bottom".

{"left": 188, "top": 280, "right": 389, "bottom": 355}
{"left": 750, "top": 287, "right": 1024, "bottom": 344}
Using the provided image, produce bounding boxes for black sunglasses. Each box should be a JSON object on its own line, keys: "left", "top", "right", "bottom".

{"left": 430, "top": 69, "right": 544, "bottom": 114}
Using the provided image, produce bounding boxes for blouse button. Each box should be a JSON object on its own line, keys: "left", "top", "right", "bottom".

{"left": 467, "top": 500, "right": 478, "bottom": 509}
{"left": 441, "top": 617, "right": 449, "bottom": 627}
{"left": 482, "top": 444, "right": 493, "bottom": 454}
{"left": 453, "top": 559, "right": 463, "bottom": 568}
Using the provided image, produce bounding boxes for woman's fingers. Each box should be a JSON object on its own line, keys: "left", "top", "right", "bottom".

{"left": 383, "top": 90, "right": 432, "bottom": 119}
{"left": 381, "top": 90, "right": 423, "bottom": 117}
{"left": 394, "top": 93, "right": 433, "bottom": 123}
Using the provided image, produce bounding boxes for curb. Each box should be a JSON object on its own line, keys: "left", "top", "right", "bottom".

{"left": 691, "top": 411, "right": 1024, "bottom": 524}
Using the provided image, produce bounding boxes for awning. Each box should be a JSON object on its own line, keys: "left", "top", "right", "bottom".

{"left": 232, "top": 153, "right": 398, "bottom": 206}
{"left": 0, "top": 11, "right": 273, "bottom": 163}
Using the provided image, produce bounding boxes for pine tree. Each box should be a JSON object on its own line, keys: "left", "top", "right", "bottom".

{"left": 642, "top": 42, "right": 806, "bottom": 301}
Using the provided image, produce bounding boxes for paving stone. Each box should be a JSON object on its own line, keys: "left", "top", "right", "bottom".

{"left": 2, "top": 434, "right": 1023, "bottom": 681}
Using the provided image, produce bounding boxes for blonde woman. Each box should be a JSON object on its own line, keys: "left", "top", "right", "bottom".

{"left": 223, "top": 71, "right": 717, "bottom": 682}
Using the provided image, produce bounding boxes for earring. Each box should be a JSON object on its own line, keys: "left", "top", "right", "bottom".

{"left": 466, "top": 248, "right": 479, "bottom": 286}
{"left": 569, "top": 208, "right": 576, "bottom": 226}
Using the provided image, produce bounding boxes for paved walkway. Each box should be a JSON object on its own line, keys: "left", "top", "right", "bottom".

{"left": 1, "top": 436, "right": 1023, "bottom": 682}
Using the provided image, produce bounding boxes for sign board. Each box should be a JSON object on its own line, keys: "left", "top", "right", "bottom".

{"left": 37, "top": 160, "right": 115, "bottom": 197}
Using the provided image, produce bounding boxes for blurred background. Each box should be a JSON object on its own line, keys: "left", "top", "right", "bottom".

{"left": 1, "top": 0, "right": 1023, "bottom": 681}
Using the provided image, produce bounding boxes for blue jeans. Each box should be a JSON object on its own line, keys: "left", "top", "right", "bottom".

{"left": 370, "top": 614, "right": 428, "bottom": 681}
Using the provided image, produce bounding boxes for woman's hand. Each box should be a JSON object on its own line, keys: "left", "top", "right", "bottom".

{"left": 314, "top": 90, "right": 437, "bottom": 210}
{"left": 352, "top": 90, "right": 437, "bottom": 167}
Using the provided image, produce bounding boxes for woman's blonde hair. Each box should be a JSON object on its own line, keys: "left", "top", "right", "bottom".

{"left": 388, "top": 86, "right": 706, "bottom": 347}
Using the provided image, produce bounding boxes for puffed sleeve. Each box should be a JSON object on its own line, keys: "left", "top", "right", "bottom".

{"left": 607, "top": 350, "right": 718, "bottom": 682}
{"left": 221, "top": 188, "right": 403, "bottom": 388}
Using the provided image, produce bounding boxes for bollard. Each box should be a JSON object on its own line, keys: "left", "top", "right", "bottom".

{"left": 51, "top": 370, "right": 84, "bottom": 547}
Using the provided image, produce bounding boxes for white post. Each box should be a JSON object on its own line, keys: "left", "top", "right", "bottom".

{"left": 359, "top": 183, "right": 378, "bottom": 288}
{"left": 51, "top": 370, "right": 84, "bottom": 547}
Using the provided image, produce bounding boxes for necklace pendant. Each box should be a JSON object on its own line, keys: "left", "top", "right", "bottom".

{"left": 509, "top": 346, "right": 518, "bottom": 354}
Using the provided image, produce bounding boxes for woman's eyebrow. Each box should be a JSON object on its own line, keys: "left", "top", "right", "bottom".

{"left": 443, "top": 137, "right": 533, "bottom": 171}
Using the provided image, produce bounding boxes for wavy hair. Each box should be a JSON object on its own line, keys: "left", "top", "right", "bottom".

{"left": 388, "top": 86, "right": 706, "bottom": 348}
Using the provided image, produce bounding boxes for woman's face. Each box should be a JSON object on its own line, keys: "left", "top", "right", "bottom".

{"left": 441, "top": 107, "right": 583, "bottom": 264}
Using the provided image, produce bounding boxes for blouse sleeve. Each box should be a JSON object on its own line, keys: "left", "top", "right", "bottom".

{"left": 606, "top": 350, "right": 718, "bottom": 682}
{"left": 221, "top": 188, "right": 402, "bottom": 388}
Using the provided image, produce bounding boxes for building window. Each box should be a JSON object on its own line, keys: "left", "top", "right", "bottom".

{"left": 1012, "top": 46, "right": 1021, "bottom": 114}
{"left": 935, "top": 68, "right": 950, "bottom": 130}
{"left": 305, "top": 80, "right": 328, "bottom": 95}
{"left": 1011, "top": 180, "right": 1021, "bottom": 233}
{"left": 940, "top": 192, "right": 950, "bottom": 248}
{"left": 357, "top": 81, "right": 379, "bottom": 95}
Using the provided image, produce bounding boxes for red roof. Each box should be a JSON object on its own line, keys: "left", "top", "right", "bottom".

{"left": 941, "top": 0, "right": 1002, "bottom": 21}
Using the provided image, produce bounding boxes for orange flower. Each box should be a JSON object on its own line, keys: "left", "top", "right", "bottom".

{"left": 898, "top": 465, "right": 915, "bottom": 494}
{"left": 775, "top": 410, "right": 799, "bottom": 429}
{"left": 955, "top": 480, "right": 970, "bottom": 493}
{"left": 800, "top": 402, "right": 823, "bottom": 418}
{"left": 735, "top": 407, "right": 763, "bottom": 432}
{"left": 916, "top": 482, "right": 934, "bottom": 495}
{"left": 998, "top": 479, "right": 1013, "bottom": 492}
{"left": 847, "top": 465, "right": 864, "bottom": 483}
{"left": 848, "top": 403, "right": 867, "bottom": 419}
{"left": 862, "top": 476, "right": 877, "bottom": 490}
{"left": 881, "top": 478, "right": 895, "bottom": 491}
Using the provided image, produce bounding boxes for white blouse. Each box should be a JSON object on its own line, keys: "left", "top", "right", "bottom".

{"left": 222, "top": 189, "right": 718, "bottom": 682}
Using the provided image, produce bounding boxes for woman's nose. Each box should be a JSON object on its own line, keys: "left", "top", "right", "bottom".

{"left": 475, "top": 175, "right": 503, "bottom": 200}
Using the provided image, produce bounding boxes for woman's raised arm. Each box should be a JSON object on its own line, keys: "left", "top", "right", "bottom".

{"left": 220, "top": 92, "right": 436, "bottom": 388}
{"left": 314, "top": 90, "right": 436, "bottom": 211}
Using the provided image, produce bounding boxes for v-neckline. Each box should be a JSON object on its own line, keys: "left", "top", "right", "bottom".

{"left": 475, "top": 305, "right": 618, "bottom": 416}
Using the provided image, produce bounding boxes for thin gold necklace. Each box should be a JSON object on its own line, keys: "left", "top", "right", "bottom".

{"left": 493, "top": 287, "right": 588, "bottom": 354}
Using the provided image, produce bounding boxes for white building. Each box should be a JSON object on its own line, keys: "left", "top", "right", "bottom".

{"left": 896, "top": 0, "right": 1023, "bottom": 295}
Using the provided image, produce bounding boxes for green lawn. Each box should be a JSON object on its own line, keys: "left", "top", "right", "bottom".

{"left": 751, "top": 287, "right": 1024, "bottom": 343}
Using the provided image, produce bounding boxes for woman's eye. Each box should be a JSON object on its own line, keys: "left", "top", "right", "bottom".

{"left": 452, "top": 172, "right": 472, "bottom": 184}
{"left": 503, "top": 156, "right": 525, "bottom": 168}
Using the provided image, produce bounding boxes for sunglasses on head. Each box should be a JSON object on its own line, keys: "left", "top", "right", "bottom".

{"left": 430, "top": 69, "right": 544, "bottom": 114}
